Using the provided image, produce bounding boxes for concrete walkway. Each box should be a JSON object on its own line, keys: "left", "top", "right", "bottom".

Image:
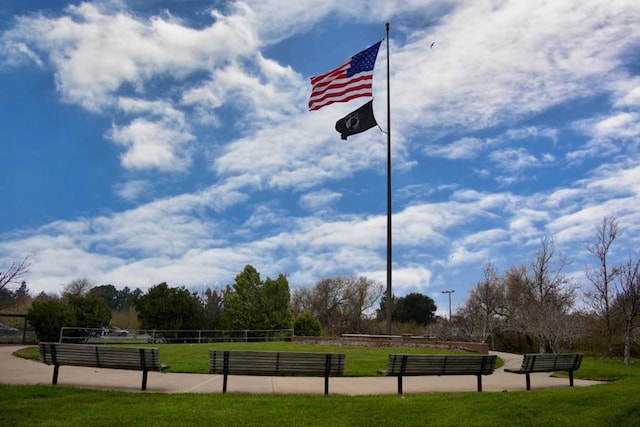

{"left": 0, "top": 346, "right": 605, "bottom": 395}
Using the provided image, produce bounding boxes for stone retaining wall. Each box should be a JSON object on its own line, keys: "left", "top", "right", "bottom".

{"left": 292, "top": 335, "right": 489, "bottom": 354}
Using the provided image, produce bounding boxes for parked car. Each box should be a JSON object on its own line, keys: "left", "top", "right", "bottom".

{"left": 0, "top": 322, "right": 19, "bottom": 336}
{"left": 110, "top": 327, "right": 129, "bottom": 337}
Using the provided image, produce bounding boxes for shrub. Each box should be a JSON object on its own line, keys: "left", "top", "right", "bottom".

{"left": 294, "top": 312, "right": 322, "bottom": 336}
{"left": 26, "top": 299, "right": 76, "bottom": 342}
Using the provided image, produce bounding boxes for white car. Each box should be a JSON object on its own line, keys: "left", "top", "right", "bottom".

{"left": 110, "top": 327, "right": 129, "bottom": 336}
{"left": 0, "top": 322, "right": 19, "bottom": 336}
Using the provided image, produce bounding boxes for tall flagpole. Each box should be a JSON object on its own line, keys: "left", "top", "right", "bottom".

{"left": 385, "top": 22, "right": 392, "bottom": 335}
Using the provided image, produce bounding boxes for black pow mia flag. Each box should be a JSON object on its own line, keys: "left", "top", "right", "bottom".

{"left": 335, "top": 100, "right": 377, "bottom": 140}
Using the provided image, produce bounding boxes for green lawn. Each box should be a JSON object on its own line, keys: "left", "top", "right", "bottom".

{"left": 4, "top": 344, "right": 640, "bottom": 426}
{"left": 15, "top": 342, "right": 494, "bottom": 375}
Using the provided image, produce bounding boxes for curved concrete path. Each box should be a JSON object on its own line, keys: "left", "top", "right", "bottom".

{"left": 0, "top": 346, "right": 605, "bottom": 395}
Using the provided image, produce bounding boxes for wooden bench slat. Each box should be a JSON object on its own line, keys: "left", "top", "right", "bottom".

{"left": 39, "top": 342, "right": 167, "bottom": 391}
{"left": 504, "top": 353, "right": 583, "bottom": 390}
{"left": 381, "top": 354, "right": 497, "bottom": 394}
{"left": 208, "top": 350, "right": 345, "bottom": 394}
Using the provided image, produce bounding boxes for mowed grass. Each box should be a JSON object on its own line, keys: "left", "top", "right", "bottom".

{"left": 15, "top": 342, "right": 490, "bottom": 375}
{"left": 4, "top": 343, "right": 640, "bottom": 426}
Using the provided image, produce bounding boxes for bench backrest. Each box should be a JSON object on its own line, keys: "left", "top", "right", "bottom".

{"left": 209, "top": 350, "right": 345, "bottom": 377}
{"left": 519, "top": 353, "right": 583, "bottom": 373}
{"left": 385, "top": 354, "right": 497, "bottom": 376}
{"left": 39, "top": 342, "right": 163, "bottom": 371}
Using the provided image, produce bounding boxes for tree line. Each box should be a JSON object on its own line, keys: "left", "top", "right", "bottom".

{"left": 2, "top": 216, "right": 638, "bottom": 361}
{"left": 15, "top": 265, "right": 437, "bottom": 342}
{"left": 456, "top": 217, "right": 640, "bottom": 365}
{"left": 1, "top": 256, "right": 441, "bottom": 342}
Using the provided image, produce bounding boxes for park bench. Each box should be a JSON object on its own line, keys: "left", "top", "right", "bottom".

{"left": 39, "top": 342, "right": 168, "bottom": 391}
{"left": 504, "top": 353, "right": 583, "bottom": 390}
{"left": 208, "top": 350, "right": 345, "bottom": 395}
{"left": 379, "top": 354, "right": 497, "bottom": 394}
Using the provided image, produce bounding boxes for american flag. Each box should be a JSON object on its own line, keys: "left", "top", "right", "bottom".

{"left": 308, "top": 41, "right": 382, "bottom": 111}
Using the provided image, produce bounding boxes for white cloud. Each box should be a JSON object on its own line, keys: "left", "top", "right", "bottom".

{"left": 2, "top": 41, "right": 44, "bottom": 67}
{"left": 299, "top": 190, "right": 342, "bottom": 212}
{"left": 113, "top": 179, "right": 153, "bottom": 202}
{"left": 388, "top": 0, "right": 640, "bottom": 136}
{"left": 1, "top": 2, "right": 259, "bottom": 110}
{"left": 117, "top": 97, "right": 185, "bottom": 120}
{"left": 361, "top": 266, "right": 433, "bottom": 295}
{"left": 489, "top": 147, "right": 540, "bottom": 171}
{"left": 109, "top": 117, "right": 195, "bottom": 171}
{"left": 213, "top": 110, "right": 387, "bottom": 190}
{"left": 613, "top": 79, "right": 640, "bottom": 107}
{"left": 592, "top": 112, "right": 640, "bottom": 140}
{"left": 568, "top": 111, "right": 640, "bottom": 162}
{"left": 425, "top": 137, "right": 484, "bottom": 160}
{"left": 182, "top": 55, "right": 302, "bottom": 127}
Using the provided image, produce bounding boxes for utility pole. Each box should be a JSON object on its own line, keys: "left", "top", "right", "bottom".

{"left": 442, "top": 290, "right": 455, "bottom": 321}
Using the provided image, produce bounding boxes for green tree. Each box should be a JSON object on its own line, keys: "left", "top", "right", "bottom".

{"left": 26, "top": 298, "right": 76, "bottom": 342}
{"left": 262, "top": 274, "right": 294, "bottom": 330}
{"left": 202, "top": 286, "right": 224, "bottom": 329}
{"left": 0, "top": 280, "right": 31, "bottom": 310}
{"left": 134, "top": 282, "right": 205, "bottom": 330}
{"left": 394, "top": 293, "right": 437, "bottom": 325}
{"left": 223, "top": 265, "right": 293, "bottom": 330}
{"left": 0, "top": 287, "right": 12, "bottom": 310}
{"left": 88, "top": 284, "right": 119, "bottom": 310}
{"left": 223, "top": 265, "right": 262, "bottom": 329}
{"left": 88, "top": 284, "right": 138, "bottom": 312}
{"left": 294, "top": 312, "right": 322, "bottom": 336}
{"left": 67, "top": 294, "right": 112, "bottom": 328}
{"left": 116, "top": 286, "right": 139, "bottom": 311}
{"left": 376, "top": 293, "right": 397, "bottom": 322}
{"left": 377, "top": 293, "right": 437, "bottom": 325}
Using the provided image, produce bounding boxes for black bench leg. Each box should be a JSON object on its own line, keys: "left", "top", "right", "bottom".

{"left": 525, "top": 373, "right": 531, "bottom": 391}
{"left": 569, "top": 371, "right": 574, "bottom": 387}
{"left": 323, "top": 354, "right": 330, "bottom": 395}
{"left": 397, "top": 375, "right": 403, "bottom": 395}
{"left": 141, "top": 369, "right": 148, "bottom": 391}
{"left": 477, "top": 375, "right": 482, "bottom": 392}
{"left": 52, "top": 364, "right": 60, "bottom": 385}
{"left": 222, "top": 351, "right": 229, "bottom": 393}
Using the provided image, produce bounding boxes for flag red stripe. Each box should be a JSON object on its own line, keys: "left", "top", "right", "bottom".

{"left": 310, "top": 72, "right": 373, "bottom": 96}
{"left": 309, "top": 73, "right": 373, "bottom": 110}
{"left": 309, "top": 80, "right": 373, "bottom": 105}
{"left": 309, "top": 85, "right": 373, "bottom": 110}
{"left": 309, "top": 60, "right": 350, "bottom": 85}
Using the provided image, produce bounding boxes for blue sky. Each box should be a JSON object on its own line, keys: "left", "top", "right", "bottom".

{"left": 1, "top": 0, "right": 640, "bottom": 316}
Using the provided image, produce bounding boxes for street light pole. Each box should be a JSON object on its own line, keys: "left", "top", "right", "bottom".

{"left": 442, "top": 290, "right": 455, "bottom": 321}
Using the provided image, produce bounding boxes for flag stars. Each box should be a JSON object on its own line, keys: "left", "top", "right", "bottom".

{"left": 309, "top": 40, "right": 381, "bottom": 111}
{"left": 347, "top": 42, "right": 381, "bottom": 76}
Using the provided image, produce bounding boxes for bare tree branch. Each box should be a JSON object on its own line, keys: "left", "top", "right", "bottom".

{"left": 584, "top": 216, "right": 619, "bottom": 356}
{"left": 0, "top": 254, "right": 32, "bottom": 291}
